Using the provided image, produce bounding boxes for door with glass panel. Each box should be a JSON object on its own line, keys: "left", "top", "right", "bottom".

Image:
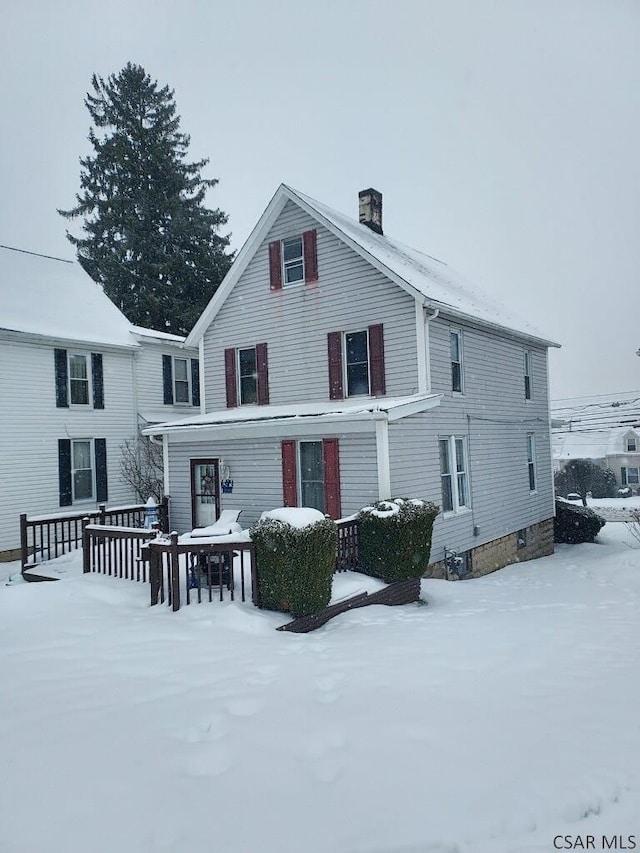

{"left": 190, "top": 459, "right": 220, "bottom": 528}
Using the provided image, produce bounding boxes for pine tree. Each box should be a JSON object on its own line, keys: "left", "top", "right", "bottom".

{"left": 59, "top": 63, "right": 232, "bottom": 335}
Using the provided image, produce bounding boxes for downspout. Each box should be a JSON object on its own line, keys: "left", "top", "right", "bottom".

{"left": 416, "top": 300, "right": 439, "bottom": 394}
{"left": 374, "top": 413, "right": 391, "bottom": 500}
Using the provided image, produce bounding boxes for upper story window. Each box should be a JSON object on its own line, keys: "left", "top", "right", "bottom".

{"left": 224, "top": 343, "right": 269, "bottom": 407}
{"left": 527, "top": 433, "right": 537, "bottom": 492}
{"left": 69, "top": 354, "right": 90, "bottom": 405}
{"left": 626, "top": 436, "right": 637, "bottom": 452}
{"left": 439, "top": 435, "right": 469, "bottom": 514}
{"left": 327, "top": 324, "right": 385, "bottom": 400}
{"left": 55, "top": 348, "right": 104, "bottom": 410}
{"left": 162, "top": 355, "right": 200, "bottom": 407}
{"left": 450, "top": 330, "right": 463, "bottom": 393}
{"left": 524, "top": 350, "right": 533, "bottom": 400}
{"left": 269, "top": 230, "right": 318, "bottom": 290}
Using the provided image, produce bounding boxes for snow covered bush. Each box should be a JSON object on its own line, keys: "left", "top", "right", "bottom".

{"left": 251, "top": 510, "right": 337, "bottom": 617}
{"left": 553, "top": 498, "right": 605, "bottom": 544}
{"left": 357, "top": 498, "right": 439, "bottom": 583}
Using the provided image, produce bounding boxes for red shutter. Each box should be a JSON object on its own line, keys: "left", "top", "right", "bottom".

{"left": 327, "top": 332, "right": 344, "bottom": 400}
{"left": 323, "top": 438, "right": 341, "bottom": 519}
{"left": 281, "top": 440, "right": 298, "bottom": 507}
{"left": 303, "top": 230, "right": 318, "bottom": 283}
{"left": 269, "top": 241, "right": 282, "bottom": 290}
{"left": 368, "top": 323, "right": 386, "bottom": 396}
{"left": 224, "top": 348, "right": 238, "bottom": 408}
{"left": 256, "top": 342, "right": 269, "bottom": 405}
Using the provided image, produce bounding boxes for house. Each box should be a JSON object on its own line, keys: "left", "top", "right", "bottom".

{"left": 0, "top": 247, "right": 198, "bottom": 560}
{"left": 146, "top": 185, "right": 560, "bottom": 577}
{"left": 552, "top": 392, "right": 640, "bottom": 489}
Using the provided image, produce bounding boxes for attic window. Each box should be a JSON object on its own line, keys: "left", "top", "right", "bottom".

{"left": 627, "top": 437, "right": 637, "bottom": 452}
{"left": 282, "top": 237, "right": 304, "bottom": 285}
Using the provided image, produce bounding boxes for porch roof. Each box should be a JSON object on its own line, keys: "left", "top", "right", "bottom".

{"left": 143, "top": 393, "right": 442, "bottom": 441}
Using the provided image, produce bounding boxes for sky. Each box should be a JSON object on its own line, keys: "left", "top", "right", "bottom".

{"left": 1, "top": 0, "right": 638, "bottom": 399}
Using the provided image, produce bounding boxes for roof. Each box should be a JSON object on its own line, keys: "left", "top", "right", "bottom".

{"left": 144, "top": 393, "right": 442, "bottom": 438}
{"left": 0, "top": 248, "right": 136, "bottom": 348}
{"left": 553, "top": 425, "right": 640, "bottom": 461}
{"left": 186, "top": 184, "right": 560, "bottom": 349}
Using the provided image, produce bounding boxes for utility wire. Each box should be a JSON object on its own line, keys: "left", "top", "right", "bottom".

{"left": 0, "top": 243, "right": 74, "bottom": 264}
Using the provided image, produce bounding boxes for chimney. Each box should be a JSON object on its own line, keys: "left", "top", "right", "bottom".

{"left": 358, "top": 188, "right": 383, "bottom": 235}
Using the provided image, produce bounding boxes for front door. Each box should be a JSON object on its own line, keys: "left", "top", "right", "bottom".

{"left": 190, "top": 459, "right": 220, "bottom": 528}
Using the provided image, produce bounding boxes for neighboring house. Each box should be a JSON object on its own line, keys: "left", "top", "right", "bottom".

{"left": 0, "top": 248, "right": 198, "bottom": 560}
{"left": 146, "top": 185, "right": 560, "bottom": 577}
{"left": 552, "top": 392, "right": 640, "bottom": 488}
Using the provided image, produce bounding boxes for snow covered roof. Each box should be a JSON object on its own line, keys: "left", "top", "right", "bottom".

{"left": 144, "top": 393, "right": 442, "bottom": 437}
{"left": 553, "top": 425, "right": 640, "bottom": 461}
{"left": 131, "top": 325, "right": 187, "bottom": 344}
{"left": 186, "top": 184, "right": 559, "bottom": 349}
{"left": 0, "top": 248, "right": 136, "bottom": 348}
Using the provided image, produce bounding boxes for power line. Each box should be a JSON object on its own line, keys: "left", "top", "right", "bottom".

{"left": 0, "top": 243, "right": 74, "bottom": 264}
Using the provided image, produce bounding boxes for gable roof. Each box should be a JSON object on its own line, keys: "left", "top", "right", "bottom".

{"left": 0, "top": 248, "right": 136, "bottom": 348}
{"left": 186, "top": 184, "right": 559, "bottom": 349}
{"left": 553, "top": 426, "right": 640, "bottom": 462}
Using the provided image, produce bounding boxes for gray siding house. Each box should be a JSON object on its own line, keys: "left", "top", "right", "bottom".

{"left": 0, "top": 249, "right": 198, "bottom": 560}
{"left": 148, "top": 186, "right": 559, "bottom": 576}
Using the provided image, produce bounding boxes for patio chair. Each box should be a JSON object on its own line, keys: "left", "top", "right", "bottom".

{"left": 188, "top": 510, "right": 243, "bottom": 591}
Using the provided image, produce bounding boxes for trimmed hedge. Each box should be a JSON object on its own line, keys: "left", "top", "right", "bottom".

{"left": 554, "top": 498, "right": 605, "bottom": 544}
{"left": 357, "top": 498, "right": 439, "bottom": 583}
{"left": 251, "top": 517, "right": 338, "bottom": 617}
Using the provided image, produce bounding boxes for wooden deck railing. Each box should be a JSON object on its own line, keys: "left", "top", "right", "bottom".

{"left": 82, "top": 522, "right": 161, "bottom": 582}
{"left": 335, "top": 516, "right": 360, "bottom": 572}
{"left": 20, "top": 497, "right": 169, "bottom": 571}
{"left": 145, "top": 533, "right": 259, "bottom": 612}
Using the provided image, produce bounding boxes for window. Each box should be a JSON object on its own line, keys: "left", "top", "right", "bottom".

{"left": 527, "top": 433, "right": 537, "bottom": 492}
{"left": 72, "top": 440, "right": 94, "bottom": 501}
{"left": 269, "top": 231, "right": 318, "bottom": 290}
{"left": 439, "top": 436, "right": 469, "bottom": 513}
{"left": 345, "top": 331, "right": 370, "bottom": 396}
{"left": 626, "top": 436, "right": 637, "bottom": 452}
{"left": 622, "top": 467, "right": 640, "bottom": 485}
{"left": 299, "top": 442, "right": 325, "bottom": 512}
{"left": 224, "top": 344, "right": 269, "bottom": 407}
{"left": 238, "top": 347, "right": 258, "bottom": 405}
{"left": 281, "top": 438, "right": 341, "bottom": 518}
{"left": 69, "top": 354, "right": 90, "bottom": 405}
{"left": 55, "top": 349, "right": 103, "bottom": 409}
{"left": 173, "top": 357, "right": 190, "bottom": 404}
{"left": 327, "top": 324, "right": 385, "bottom": 400}
{"left": 524, "top": 351, "right": 532, "bottom": 400}
{"left": 450, "top": 331, "right": 463, "bottom": 393}
{"left": 162, "top": 355, "right": 199, "bottom": 407}
{"left": 282, "top": 237, "right": 304, "bottom": 285}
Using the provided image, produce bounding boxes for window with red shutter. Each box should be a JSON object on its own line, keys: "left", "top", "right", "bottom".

{"left": 368, "top": 324, "right": 386, "bottom": 396}
{"left": 327, "top": 332, "right": 344, "bottom": 400}
{"left": 224, "top": 348, "right": 238, "bottom": 408}
{"left": 269, "top": 241, "right": 283, "bottom": 290}
{"left": 256, "top": 342, "right": 269, "bottom": 405}
{"left": 322, "top": 438, "right": 341, "bottom": 519}
{"left": 303, "top": 230, "right": 318, "bottom": 283}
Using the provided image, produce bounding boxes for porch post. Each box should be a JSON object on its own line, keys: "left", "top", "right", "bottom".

{"left": 375, "top": 416, "right": 391, "bottom": 500}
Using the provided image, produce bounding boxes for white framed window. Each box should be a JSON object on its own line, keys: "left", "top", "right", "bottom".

{"left": 527, "top": 433, "right": 537, "bottom": 492}
{"left": 299, "top": 441, "right": 325, "bottom": 512}
{"left": 282, "top": 236, "right": 304, "bottom": 285}
{"left": 439, "top": 436, "right": 469, "bottom": 513}
{"left": 69, "top": 353, "right": 90, "bottom": 405}
{"left": 72, "top": 439, "right": 94, "bottom": 502}
{"left": 345, "top": 330, "right": 370, "bottom": 396}
{"left": 238, "top": 347, "right": 258, "bottom": 405}
{"left": 626, "top": 436, "right": 637, "bottom": 452}
{"left": 524, "top": 351, "right": 533, "bottom": 400}
{"left": 622, "top": 467, "right": 639, "bottom": 485}
{"left": 172, "top": 357, "right": 190, "bottom": 404}
{"left": 450, "top": 330, "right": 463, "bottom": 393}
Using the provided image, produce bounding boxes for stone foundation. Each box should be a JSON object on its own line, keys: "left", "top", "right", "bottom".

{"left": 425, "top": 517, "right": 555, "bottom": 581}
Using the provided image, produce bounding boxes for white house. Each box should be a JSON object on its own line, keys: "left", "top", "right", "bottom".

{"left": 0, "top": 247, "right": 198, "bottom": 560}
{"left": 146, "top": 185, "right": 560, "bottom": 578}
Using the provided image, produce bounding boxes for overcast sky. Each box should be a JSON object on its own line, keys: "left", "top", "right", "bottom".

{"left": 1, "top": 0, "right": 638, "bottom": 400}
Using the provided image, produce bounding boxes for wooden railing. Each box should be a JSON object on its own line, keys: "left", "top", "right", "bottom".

{"left": 335, "top": 517, "right": 360, "bottom": 572}
{"left": 145, "top": 533, "right": 259, "bottom": 612}
{"left": 82, "top": 522, "right": 160, "bottom": 582}
{"left": 20, "top": 497, "right": 170, "bottom": 571}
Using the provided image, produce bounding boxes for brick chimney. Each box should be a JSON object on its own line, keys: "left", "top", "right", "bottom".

{"left": 358, "top": 188, "right": 383, "bottom": 235}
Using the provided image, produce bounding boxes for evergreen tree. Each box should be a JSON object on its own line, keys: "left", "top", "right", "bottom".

{"left": 59, "top": 63, "right": 232, "bottom": 335}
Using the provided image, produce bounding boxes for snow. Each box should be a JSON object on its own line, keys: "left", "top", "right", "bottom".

{"left": 0, "top": 248, "right": 136, "bottom": 348}
{"left": 1, "top": 524, "right": 639, "bottom": 853}
{"left": 260, "top": 506, "right": 326, "bottom": 528}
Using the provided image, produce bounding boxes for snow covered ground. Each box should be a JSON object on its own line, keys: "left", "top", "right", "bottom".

{"left": 1, "top": 523, "right": 639, "bottom": 853}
